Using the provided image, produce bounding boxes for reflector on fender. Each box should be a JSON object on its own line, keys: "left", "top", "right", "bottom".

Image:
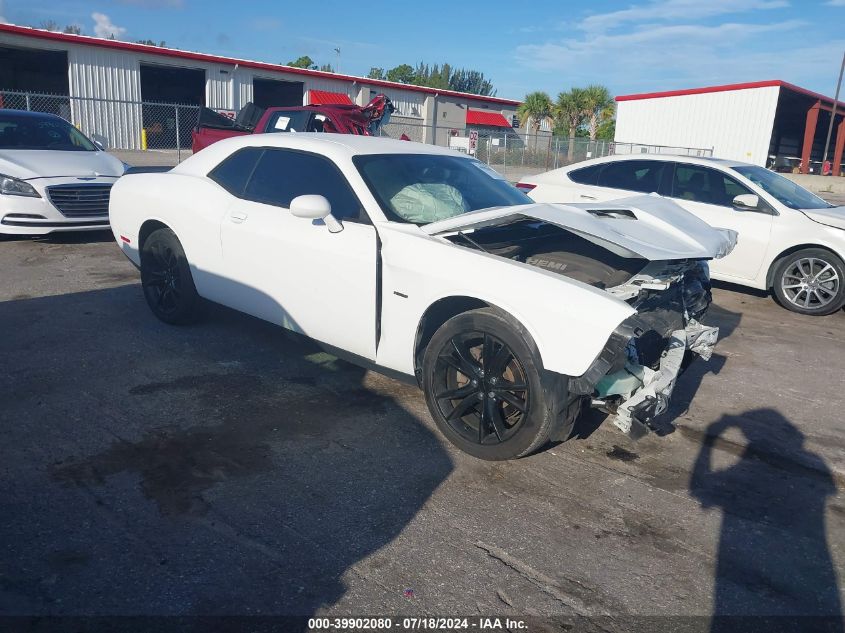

{"left": 516, "top": 183, "right": 536, "bottom": 193}
{"left": 120, "top": 235, "right": 131, "bottom": 243}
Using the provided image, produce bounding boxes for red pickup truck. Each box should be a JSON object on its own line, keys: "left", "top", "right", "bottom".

{"left": 191, "top": 94, "right": 395, "bottom": 153}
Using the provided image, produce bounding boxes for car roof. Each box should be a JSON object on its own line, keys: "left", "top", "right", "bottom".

{"left": 175, "top": 132, "right": 467, "bottom": 175}
{"left": 563, "top": 153, "right": 747, "bottom": 170}
{"left": 0, "top": 108, "right": 65, "bottom": 121}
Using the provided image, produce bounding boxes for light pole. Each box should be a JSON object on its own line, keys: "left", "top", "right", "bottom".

{"left": 821, "top": 50, "right": 845, "bottom": 173}
{"left": 334, "top": 47, "right": 341, "bottom": 74}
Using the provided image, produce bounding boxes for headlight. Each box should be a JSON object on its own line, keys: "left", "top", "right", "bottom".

{"left": 0, "top": 173, "right": 41, "bottom": 198}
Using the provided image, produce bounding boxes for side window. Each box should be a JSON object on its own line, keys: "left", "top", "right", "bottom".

{"left": 568, "top": 164, "right": 602, "bottom": 185}
{"left": 673, "top": 165, "right": 753, "bottom": 207}
{"left": 207, "top": 147, "right": 262, "bottom": 196}
{"left": 243, "top": 148, "right": 366, "bottom": 221}
{"left": 597, "top": 160, "right": 666, "bottom": 193}
{"left": 265, "top": 110, "right": 313, "bottom": 133}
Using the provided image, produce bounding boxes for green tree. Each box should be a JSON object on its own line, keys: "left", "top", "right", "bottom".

{"left": 582, "top": 85, "right": 615, "bottom": 141}
{"left": 517, "top": 91, "right": 554, "bottom": 134}
{"left": 287, "top": 55, "right": 317, "bottom": 70}
{"left": 555, "top": 88, "right": 588, "bottom": 159}
{"left": 319, "top": 63, "right": 335, "bottom": 73}
{"left": 386, "top": 64, "right": 415, "bottom": 84}
{"left": 367, "top": 67, "right": 385, "bottom": 80}
{"left": 63, "top": 25, "right": 82, "bottom": 35}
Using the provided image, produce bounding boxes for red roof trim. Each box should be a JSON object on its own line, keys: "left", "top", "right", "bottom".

{"left": 0, "top": 23, "right": 520, "bottom": 106}
{"left": 466, "top": 110, "right": 512, "bottom": 128}
{"left": 308, "top": 90, "right": 353, "bottom": 105}
{"left": 616, "top": 80, "right": 845, "bottom": 109}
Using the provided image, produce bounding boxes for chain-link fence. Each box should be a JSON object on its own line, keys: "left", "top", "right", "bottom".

{"left": 1, "top": 89, "right": 712, "bottom": 177}
{"left": 0, "top": 89, "right": 200, "bottom": 165}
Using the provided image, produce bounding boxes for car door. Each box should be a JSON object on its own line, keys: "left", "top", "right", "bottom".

{"left": 219, "top": 147, "right": 378, "bottom": 360}
{"left": 667, "top": 163, "right": 773, "bottom": 281}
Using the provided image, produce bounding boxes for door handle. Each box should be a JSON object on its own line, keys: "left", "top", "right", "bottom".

{"left": 230, "top": 211, "right": 248, "bottom": 223}
{"left": 580, "top": 194, "right": 597, "bottom": 200}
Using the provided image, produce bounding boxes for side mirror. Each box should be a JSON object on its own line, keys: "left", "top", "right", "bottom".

{"left": 732, "top": 193, "right": 760, "bottom": 211}
{"left": 289, "top": 194, "right": 343, "bottom": 233}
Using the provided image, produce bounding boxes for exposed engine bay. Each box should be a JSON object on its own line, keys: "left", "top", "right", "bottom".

{"left": 445, "top": 218, "right": 719, "bottom": 436}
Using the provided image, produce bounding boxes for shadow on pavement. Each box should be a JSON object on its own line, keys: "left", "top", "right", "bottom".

{"left": 0, "top": 283, "right": 453, "bottom": 619}
{"left": 690, "top": 410, "right": 842, "bottom": 633}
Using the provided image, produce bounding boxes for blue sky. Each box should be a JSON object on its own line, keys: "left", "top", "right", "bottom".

{"left": 1, "top": 0, "right": 844, "bottom": 101}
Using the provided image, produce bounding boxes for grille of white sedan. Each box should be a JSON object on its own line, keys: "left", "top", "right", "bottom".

{"left": 46, "top": 184, "right": 112, "bottom": 218}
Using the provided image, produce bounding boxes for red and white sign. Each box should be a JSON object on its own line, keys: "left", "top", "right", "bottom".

{"left": 468, "top": 130, "right": 479, "bottom": 156}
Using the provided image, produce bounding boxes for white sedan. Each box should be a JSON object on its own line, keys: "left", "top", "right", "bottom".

{"left": 518, "top": 154, "right": 845, "bottom": 316}
{"left": 109, "top": 134, "right": 733, "bottom": 460}
{"left": 0, "top": 109, "right": 124, "bottom": 236}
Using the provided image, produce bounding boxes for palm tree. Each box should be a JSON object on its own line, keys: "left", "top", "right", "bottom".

{"left": 555, "top": 88, "right": 588, "bottom": 160}
{"left": 583, "top": 85, "right": 614, "bottom": 141}
{"left": 517, "top": 91, "right": 554, "bottom": 135}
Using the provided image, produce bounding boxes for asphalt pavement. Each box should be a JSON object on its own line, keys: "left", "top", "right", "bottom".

{"left": 1, "top": 231, "right": 844, "bottom": 631}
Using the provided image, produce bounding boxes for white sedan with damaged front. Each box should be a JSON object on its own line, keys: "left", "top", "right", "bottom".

{"left": 109, "top": 134, "right": 735, "bottom": 460}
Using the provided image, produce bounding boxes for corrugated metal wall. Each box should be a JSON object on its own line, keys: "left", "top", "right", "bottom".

{"left": 67, "top": 44, "right": 143, "bottom": 149}
{"left": 614, "top": 86, "right": 780, "bottom": 166}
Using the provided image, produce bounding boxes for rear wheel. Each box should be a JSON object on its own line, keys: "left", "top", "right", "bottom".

{"left": 422, "top": 308, "right": 569, "bottom": 460}
{"left": 772, "top": 248, "right": 845, "bottom": 316}
{"left": 140, "top": 227, "right": 201, "bottom": 325}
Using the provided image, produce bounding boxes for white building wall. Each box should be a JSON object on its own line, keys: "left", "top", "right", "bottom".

{"left": 67, "top": 44, "right": 143, "bottom": 149}
{"left": 614, "top": 86, "right": 780, "bottom": 166}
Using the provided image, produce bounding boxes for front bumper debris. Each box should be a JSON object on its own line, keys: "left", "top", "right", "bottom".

{"left": 593, "top": 320, "right": 719, "bottom": 435}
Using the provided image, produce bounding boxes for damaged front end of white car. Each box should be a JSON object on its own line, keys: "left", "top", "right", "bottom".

{"left": 428, "top": 194, "right": 738, "bottom": 438}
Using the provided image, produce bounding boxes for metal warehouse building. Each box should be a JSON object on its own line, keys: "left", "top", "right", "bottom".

{"left": 615, "top": 80, "right": 845, "bottom": 176}
{"left": 0, "top": 23, "right": 519, "bottom": 150}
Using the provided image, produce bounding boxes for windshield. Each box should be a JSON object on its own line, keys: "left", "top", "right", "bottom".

{"left": 0, "top": 112, "right": 97, "bottom": 151}
{"left": 733, "top": 165, "right": 833, "bottom": 210}
{"left": 354, "top": 153, "right": 530, "bottom": 224}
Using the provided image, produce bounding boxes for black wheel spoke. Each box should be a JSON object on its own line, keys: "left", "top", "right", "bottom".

{"left": 435, "top": 383, "right": 476, "bottom": 400}
{"left": 446, "top": 393, "right": 479, "bottom": 421}
{"left": 485, "top": 397, "right": 507, "bottom": 442}
{"left": 496, "top": 389, "right": 528, "bottom": 413}
{"left": 447, "top": 338, "right": 481, "bottom": 377}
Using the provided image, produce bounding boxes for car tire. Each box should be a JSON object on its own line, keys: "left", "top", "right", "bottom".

{"left": 421, "top": 307, "right": 571, "bottom": 460}
{"left": 140, "top": 227, "right": 202, "bottom": 325}
{"left": 772, "top": 248, "right": 845, "bottom": 316}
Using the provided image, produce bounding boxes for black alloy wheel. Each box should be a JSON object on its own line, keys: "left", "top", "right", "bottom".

{"left": 140, "top": 227, "right": 201, "bottom": 325}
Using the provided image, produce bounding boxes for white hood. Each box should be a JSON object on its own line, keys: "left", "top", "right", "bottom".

{"left": 0, "top": 149, "right": 124, "bottom": 180}
{"left": 424, "top": 195, "right": 737, "bottom": 262}
{"left": 801, "top": 206, "right": 845, "bottom": 231}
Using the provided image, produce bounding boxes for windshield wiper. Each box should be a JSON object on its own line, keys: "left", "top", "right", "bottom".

{"left": 456, "top": 230, "right": 490, "bottom": 253}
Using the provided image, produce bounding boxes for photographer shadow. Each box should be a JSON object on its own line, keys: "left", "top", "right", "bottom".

{"left": 690, "top": 410, "right": 842, "bottom": 632}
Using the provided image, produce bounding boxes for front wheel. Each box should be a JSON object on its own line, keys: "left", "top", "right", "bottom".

{"left": 421, "top": 308, "right": 569, "bottom": 460}
{"left": 772, "top": 248, "right": 845, "bottom": 316}
{"left": 140, "top": 227, "right": 201, "bottom": 324}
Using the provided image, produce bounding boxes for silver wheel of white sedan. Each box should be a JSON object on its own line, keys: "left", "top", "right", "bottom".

{"left": 774, "top": 249, "right": 845, "bottom": 316}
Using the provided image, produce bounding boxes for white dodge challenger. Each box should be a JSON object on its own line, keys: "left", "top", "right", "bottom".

{"left": 109, "top": 134, "right": 735, "bottom": 460}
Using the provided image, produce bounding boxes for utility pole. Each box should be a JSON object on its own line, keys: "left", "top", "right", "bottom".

{"left": 821, "top": 50, "right": 845, "bottom": 171}
{"left": 334, "top": 47, "right": 341, "bottom": 74}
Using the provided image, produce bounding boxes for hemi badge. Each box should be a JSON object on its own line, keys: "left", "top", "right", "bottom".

{"left": 120, "top": 235, "right": 131, "bottom": 243}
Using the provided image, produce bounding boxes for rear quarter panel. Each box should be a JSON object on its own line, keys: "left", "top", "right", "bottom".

{"left": 109, "top": 172, "right": 231, "bottom": 293}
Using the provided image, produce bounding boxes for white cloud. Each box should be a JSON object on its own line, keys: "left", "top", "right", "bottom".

{"left": 92, "top": 12, "right": 127, "bottom": 39}
{"left": 825, "top": 0, "right": 845, "bottom": 5}
{"left": 579, "top": 0, "right": 790, "bottom": 33}
{"left": 514, "top": 20, "right": 819, "bottom": 93}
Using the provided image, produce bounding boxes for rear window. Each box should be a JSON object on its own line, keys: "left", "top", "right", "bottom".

{"left": 568, "top": 164, "right": 602, "bottom": 185}
{"left": 597, "top": 160, "right": 667, "bottom": 194}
